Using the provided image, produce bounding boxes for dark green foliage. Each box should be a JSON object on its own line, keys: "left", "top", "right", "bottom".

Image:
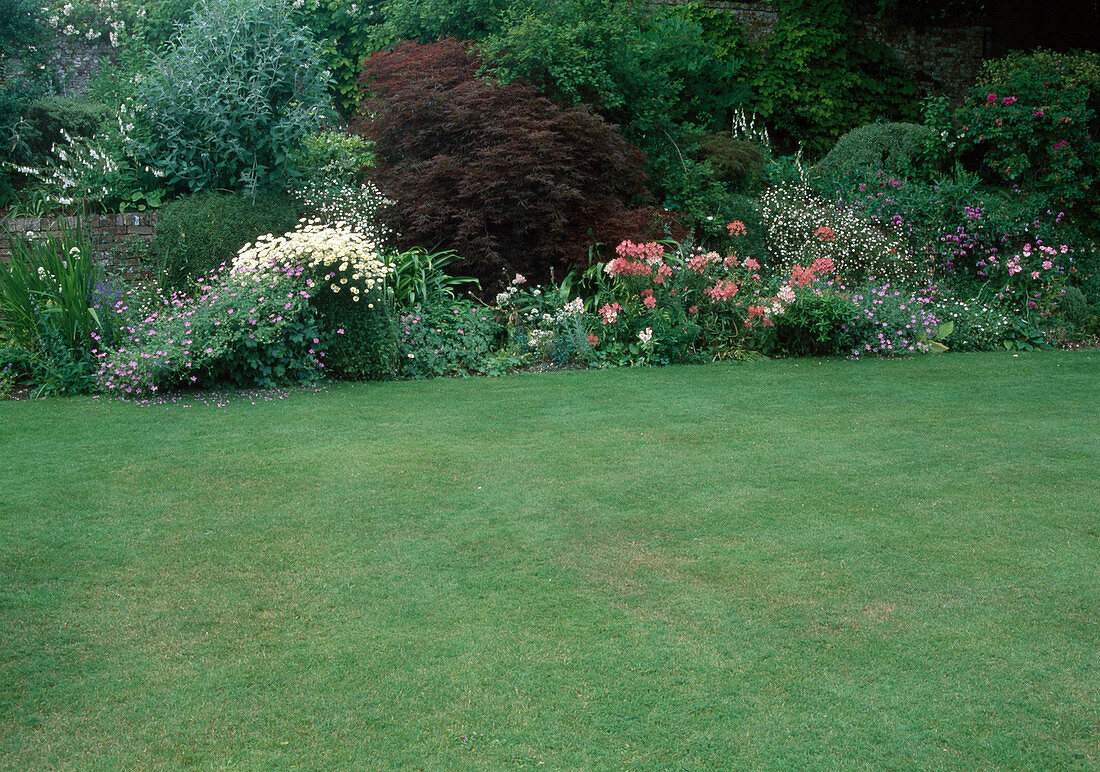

{"left": 292, "top": 0, "right": 386, "bottom": 115}
{"left": 952, "top": 48, "right": 1099, "bottom": 222}
{"left": 19, "top": 97, "right": 109, "bottom": 156}
{"left": 373, "top": 0, "right": 511, "bottom": 44}
{"left": 753, "top": 0, "right": 919, "bottom": 158}
{"left": 396, "top": 299, "right": 502, "bottom": 378}
{"left": 809, "top": 122, "right": 932, "bottom": 191}
{"left": 481, "top": 0, "right": 751, "bottom": 218}
{"left": 134, "top": 0, "right": 202, "bottom": 52}
{"left": 483, "top": 0, "right": 749, "bottom": 130}
{"left": 870, "top": 0, "right": 992, "bottom": 27}
{"left": 312, "top": 285, "right": 399, "bottom": 380}
{"left": 0, "top": 0, "right": 48, "bottom": 63}
{"left": 698, "top": 133, "right": 768, "bottom": 191}
{"left": 675, "top": 0, "right": 758, "bottom": 66}
{"left": 0, "top": 326, "right": 96, "bottom": 396}
{"left": 153, "top": 191, "right": 302, "bottom": 292}
{"left": 0, "top": 79, "right": 50, "bottom": 207}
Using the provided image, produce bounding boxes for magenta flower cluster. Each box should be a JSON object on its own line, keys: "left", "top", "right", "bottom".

{"left": 94, "top": 261, "right": 326, "bottom": 397}
{"left": 845, "top": 284, "right": 941, "bottom": 358}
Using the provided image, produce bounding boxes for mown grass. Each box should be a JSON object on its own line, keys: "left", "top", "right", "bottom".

{"left": 1, "top": 351, "right": 1098, "bottom": 769}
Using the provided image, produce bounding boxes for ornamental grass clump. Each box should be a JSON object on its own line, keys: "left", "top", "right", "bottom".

{"left": 0, "top": 223, "right": 103, "bottom": 395}
{"left": 233, "top": 220, "right": 398, "bottom": 379}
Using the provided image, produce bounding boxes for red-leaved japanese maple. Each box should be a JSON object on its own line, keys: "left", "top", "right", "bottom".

{"left": 352, "top": 39, "right": 672, "bottom": 289}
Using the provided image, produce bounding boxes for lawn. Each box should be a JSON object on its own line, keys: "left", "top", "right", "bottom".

{"left": 1, "top": 352, "right": 1098, "bottom": 769}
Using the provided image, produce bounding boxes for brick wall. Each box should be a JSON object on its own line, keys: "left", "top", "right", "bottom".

{"left": 49, "top": 38, "right": 117, "bottom": 96}
{"left": 0, "top": 213, "right": 157, "bottom": 275}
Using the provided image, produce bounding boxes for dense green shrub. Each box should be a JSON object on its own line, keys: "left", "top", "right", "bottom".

{"left": 371, "top": 0, "right": 511, "bottom": 44}
{"left": 137, "top": 0, "right": 332, "bottom": 195}
{"left": 484, "top": 0, "right": 746, "bottom": 129}
{"left": 809, "top": 122, "right": 932, "bottom": 191}
{"left": 19, "top": 97, "right": 109, "bottom": 156}
{"left": 309, "top": 284, "right": 398, "bottom": 380}
{"left": 698, "top": 133, "right": 769, "bottom": 192}
{"left": 1055, "top": 285, "right": 1090, "bottom": 329}
{"left": 396, "top": 299, "right": 502, "bottom": 378}
{"left": 0, "top": 79, "right": 50, "bottom": 207}
{"left": 769, "top": 291, "right": 858, "bottom": 357}
{"left": 153, "top": 191, "right": 302, "bottom": 292}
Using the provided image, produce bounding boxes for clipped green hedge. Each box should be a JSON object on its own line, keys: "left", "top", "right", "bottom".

{"left": 809, "top": 122, "right": 931, "bottom": 190}
{"left": 152, "top": 191, "right": 302, "bottom": 292}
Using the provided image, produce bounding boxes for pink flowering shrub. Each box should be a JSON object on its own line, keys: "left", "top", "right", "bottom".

{"left": 954, "top": 51, "right": 1098, "bottom": 212}
{"left": 94, "top": 263, "right": 326, "bottom": 397}
{"left": 980, "top": 240, "right": 1073, "bottom": 315}
{"left": 843, "top": 284, "right": 945, "bottom": 358}
{"left": 593, "top": 228, "right": 778, "bottom": 362}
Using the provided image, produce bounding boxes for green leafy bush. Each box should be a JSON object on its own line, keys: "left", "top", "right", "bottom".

{"left": 769, "top": 291, "right": 858, "bottom": 357}
{"left": 0, "top": 0, "right": 48, "bottom": 63}
{"left": 387, "top": 247, "right": 478, "bottom": 314}
{"left": 310, "top": 283, "right": 398, "bottom": 380}
{"left": 0, "top": 78, "right": 52, "bottom": 207}
{"left": 372, "top": 0, "right": 511, "bottom": 45}
{"left": 17, "top": 97, "right": 108, "bottom": 157}
{"left": 137, "top": 0, "right": 332, "bottom": 195}
{"left": 698, "top": 133, "right": 769, "bottom": 192}
{"left": 396, "top": 299, "right": 502, "bottom": 378}
{"left": 293, "top": 0, "right": 385, "bottom": 115}
{"left": 153, "top": 191, "right": 302, "bottom": 292}
{"left": 1054, "top": 285, "right": 1089, "bottom": 329}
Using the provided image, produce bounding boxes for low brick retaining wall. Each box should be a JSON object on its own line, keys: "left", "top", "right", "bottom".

{"left": 1, "top": 212, "right": 158, "bottom": 275}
